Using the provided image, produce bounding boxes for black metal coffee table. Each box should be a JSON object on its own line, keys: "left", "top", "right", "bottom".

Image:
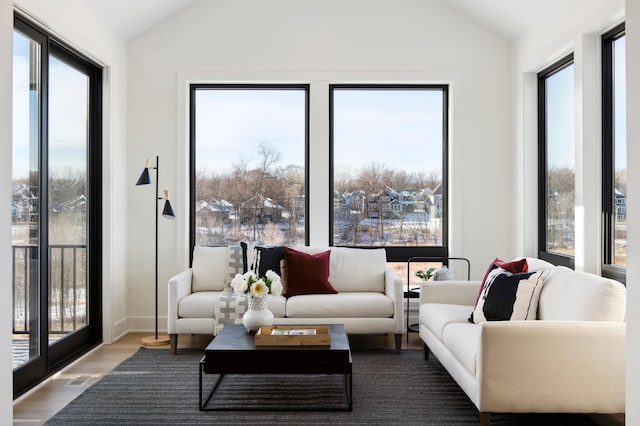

{"left": 199, "top": 323, "right": 353, "bottom": 411}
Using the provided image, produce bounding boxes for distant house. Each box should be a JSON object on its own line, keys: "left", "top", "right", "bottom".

{"left": 241, "top": 195, "right": 284, "bottom": 224}
{"left": 615, "top": 189, "right": 626, "bottom": 220}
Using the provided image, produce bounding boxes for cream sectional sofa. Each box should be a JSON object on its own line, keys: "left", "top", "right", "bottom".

{"left": 418, "top": 259, "right": 626, "bottom": 425}
{"left": 168, "top": 245, "right": 404, "bottom": 353}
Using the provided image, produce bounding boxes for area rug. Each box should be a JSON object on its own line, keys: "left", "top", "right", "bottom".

{"left": 46, "top": 348, "right": 597, "bottom": 425}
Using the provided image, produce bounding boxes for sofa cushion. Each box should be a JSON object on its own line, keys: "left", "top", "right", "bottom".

{"left": 419, "top": 303, "right": 473, "bottom": 339}
{"left": 178, "top": 290, "right": 221, "bottom": 318}
{"left": 282, "top": 248, "right": 337, "bottom": 297}
{"left": 293, "top": 247, "right": 386, "bottom": 292}
{"left": 538, "top": 266, "right": 626, "bottom": 321}
{"left": 442, "top": 323, "right": 480, "bottom": 375}
{"left": 471, "top": 268, "right": 549, "bottom": 323}
{"left": 285, "top": 292, "right": 393, "bottom": 318}
{"left": 266, "top": 295, "right": 286, "bottom": 318}
{"left": 192, "top": 246, "right": 230, "bottom": 292}
{"left": 520, "top": 257, "right": 554, "bottom": 272}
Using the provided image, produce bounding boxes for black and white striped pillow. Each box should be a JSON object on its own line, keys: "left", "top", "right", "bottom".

{"left": 471, "top": 267, "right": 549, "bottom": 323}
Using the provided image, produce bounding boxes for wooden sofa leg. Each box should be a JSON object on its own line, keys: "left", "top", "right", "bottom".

{"left": 479, "top": 412, "right": 490, "bottom": 426}
{"left": 169, "top": 334, "right": 178, "bottom": 355}
{"left": 394, "top": 334, "right": 402, "bottom": 352}
{"left": 423, "top": 343, "right": 430, "bottom": 360}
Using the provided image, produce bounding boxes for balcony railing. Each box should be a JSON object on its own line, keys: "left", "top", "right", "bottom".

{"left": 12, "top": 244, "right": 87, "bottom": 335}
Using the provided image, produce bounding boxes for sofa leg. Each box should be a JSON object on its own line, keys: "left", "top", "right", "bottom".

{"left": 394, "top": 334, "right": 402, "bottom": 352}
{"left": 169, "top": 334, "right": 178, "bottom": 355}
{"left": 479, "top": 412, "right": 490, "bottom": 426}
{"left": 423, "top": 343, "right": 430, "bottom": 360}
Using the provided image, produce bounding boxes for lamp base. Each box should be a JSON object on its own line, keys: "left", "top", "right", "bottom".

{"left": 141, "top": 335, "right": 170, "bottom": 347}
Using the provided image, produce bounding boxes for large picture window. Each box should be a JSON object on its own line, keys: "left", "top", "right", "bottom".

{"left": 602, "top": 23, "right": 626, "bottom": 282}
{"left": 330, "top": 85, "right": 448, "bottom": 262}
{"left": 538, "top": 55, "right": 575, "bottom": 267}
{"left": 190, "top": 85, "right": 308, "bottom": 250}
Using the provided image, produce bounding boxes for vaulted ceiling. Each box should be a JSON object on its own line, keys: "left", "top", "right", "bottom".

{"left": 82, "top": 0, "right": 623, "bottom": 41}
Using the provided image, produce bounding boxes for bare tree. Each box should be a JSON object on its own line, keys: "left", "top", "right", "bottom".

{"left": 249, "top": 142, "right": 282, "bottom": 242}
{"left": 357, "top": 163, "right": 393, "bottom": 245}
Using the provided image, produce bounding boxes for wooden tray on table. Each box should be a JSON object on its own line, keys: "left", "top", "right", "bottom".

{"left": 255, "top": 325, "right": 331, "bottom": 346}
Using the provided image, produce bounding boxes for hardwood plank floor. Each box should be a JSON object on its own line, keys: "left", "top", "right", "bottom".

{"left": 13, "top": 331, "right": 424, "bottom": 425}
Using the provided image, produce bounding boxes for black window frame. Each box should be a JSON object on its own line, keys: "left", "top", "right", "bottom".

{"left": 13, "top": 13, "right": 103, "bottom": 398}
{"left": 329, "top": 84, "right": 449, "bottom": 262}
{"left": 189, "top": 83, "right": 310, "bottom": 260}
{"left": 601, "top": 23, "right": 626, "bottom": 283}
{"left": 537, "top": 54, "right": 575, "bottom": 269}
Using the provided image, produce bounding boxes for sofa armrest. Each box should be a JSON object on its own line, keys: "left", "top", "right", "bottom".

{"left": 167, "top": 269, "right": 193, "bottom": 334}
{"left": 478, "top": 321, "right": 625, "bottom": 413}
{"left": 419, "top": 281, "right": 481, "bottom": 305}
{"left": 385, "top": 269, "right": 404, "bottom": 334}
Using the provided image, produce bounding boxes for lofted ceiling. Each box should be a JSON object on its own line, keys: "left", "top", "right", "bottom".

{"left": 82, "top": 0, "right": 200, "bottom": 40}
{"left": 444, "top": 0, "right": 624, "bottom": 40}
{"left": 81, "top": 0, "right": 624, "bottom": 41}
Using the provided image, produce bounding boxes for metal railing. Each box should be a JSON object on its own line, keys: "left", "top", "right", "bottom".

{"left": 12, "top": 244, "right": 87, "bottom": 335}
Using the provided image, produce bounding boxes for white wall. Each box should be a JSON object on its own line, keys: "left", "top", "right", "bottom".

{"left": 511, "top": 0, "right": 639, "bottom": 422}
{"left": 1, "top": 0, "right": 14, "bottom": 421}
{"left": 126, "top": 0, "right": 511, "bottom": 331}
{"left": 13, "top": 0, "right": 129, "bottom": 343}
{"left": 625, "top": 0, "right": 640, "bottom": 422}
{"left": 510, "top": 1, "right": 624, "bottom": 271}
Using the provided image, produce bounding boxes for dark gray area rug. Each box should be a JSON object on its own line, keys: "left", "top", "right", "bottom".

{"left": 46, "top": 348, "right": 597, "bottom": 425}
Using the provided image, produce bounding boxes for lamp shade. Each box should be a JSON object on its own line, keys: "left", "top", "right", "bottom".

{"left": 162, "top": 199, "right": 176, "bottom": 219}
{"left": 136, "top": 167, "right": 151, "bottom": 185}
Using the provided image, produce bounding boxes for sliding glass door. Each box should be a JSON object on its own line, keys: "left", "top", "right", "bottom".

{"left": 12, "top": 15, "right": 102, "bottom": 398}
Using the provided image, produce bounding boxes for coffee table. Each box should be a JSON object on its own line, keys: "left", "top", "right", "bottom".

{"left": 199, "top": 323, "right": 352, "bottom": 411}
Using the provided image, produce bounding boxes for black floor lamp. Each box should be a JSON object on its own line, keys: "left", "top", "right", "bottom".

{"left": 136, "top": 155, "right": 175, "bottom": 346}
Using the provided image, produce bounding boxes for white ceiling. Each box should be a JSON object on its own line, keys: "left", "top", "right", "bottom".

{"left": 82, "top": 0, "right": 200, "bottom": 40}
{"left": 444, "top": 0, "right": 624, "bottom": 40}
{"left": 81, "top": 0, "right": 623, "bottom": 41}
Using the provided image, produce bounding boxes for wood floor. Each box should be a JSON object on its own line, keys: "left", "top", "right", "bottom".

{"left": 12, "top": 331, "right": 424, "bottom": 425}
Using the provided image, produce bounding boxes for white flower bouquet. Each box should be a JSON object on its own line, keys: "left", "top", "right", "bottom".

{"left": 231, "top": 270, "right": 283, "bottom": 298}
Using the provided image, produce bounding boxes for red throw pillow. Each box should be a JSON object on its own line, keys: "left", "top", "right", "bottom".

{"left": 282, "top": 247, "right": 337, "bottom": 297}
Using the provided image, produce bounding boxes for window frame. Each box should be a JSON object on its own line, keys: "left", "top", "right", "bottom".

{"left": 13, "top": 13, "right": 103, "bottom": 398}
{"left": 537, "top": 54, "right": 575, "bottom": 269}
{"left": 188, "top": 83, "right": 310, "bottom": 258}
{"left": 328, "top": 84, "right": 449, "bottom": 262}
{"left": 601, "top": 22, "right": 626, "bottom": 283}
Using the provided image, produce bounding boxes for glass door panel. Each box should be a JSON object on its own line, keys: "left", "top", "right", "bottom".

{"left": 13, "top": 15, "right": 102, "bottom": 398}
{"left": 48, "top": 54, "right": 89, "bottom": 341}
{"left": 12, "top": 30, "right": 41, "bottom": 370}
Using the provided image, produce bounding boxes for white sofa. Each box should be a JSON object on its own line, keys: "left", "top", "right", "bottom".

{"left": 168, "top": 246, "right": 404, "bottom": 353}
{"left": 418, "top": 259, "right": 626, "bottom": 425}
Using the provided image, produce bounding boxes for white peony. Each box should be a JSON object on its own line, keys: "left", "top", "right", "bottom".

{"left": 230, "top": 273, "right": 247, "bottom": 293}
{"left": 251, "top": 279, "right": 268, "bottom": 297}
{"left": 265, "top": 270, "right": 279, "bottom": 282}
{"left": 270, "top": 279, "right": 283, "bottom": 297}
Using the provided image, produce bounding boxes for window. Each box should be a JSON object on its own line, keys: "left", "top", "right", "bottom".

{"left": 330, "top": 85, "right": 448, "bottom": 262}
{"left": 13, "top": 14, "right": 102, "bottom": 398}
{"left": 602, "top": 23, "right": 626, "bottom": 282}
{"left": 538, "top": 55, "right": 575, "bottom": 268}
{"left": 190, "top": 85, "right": 308, "bottom": 251}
